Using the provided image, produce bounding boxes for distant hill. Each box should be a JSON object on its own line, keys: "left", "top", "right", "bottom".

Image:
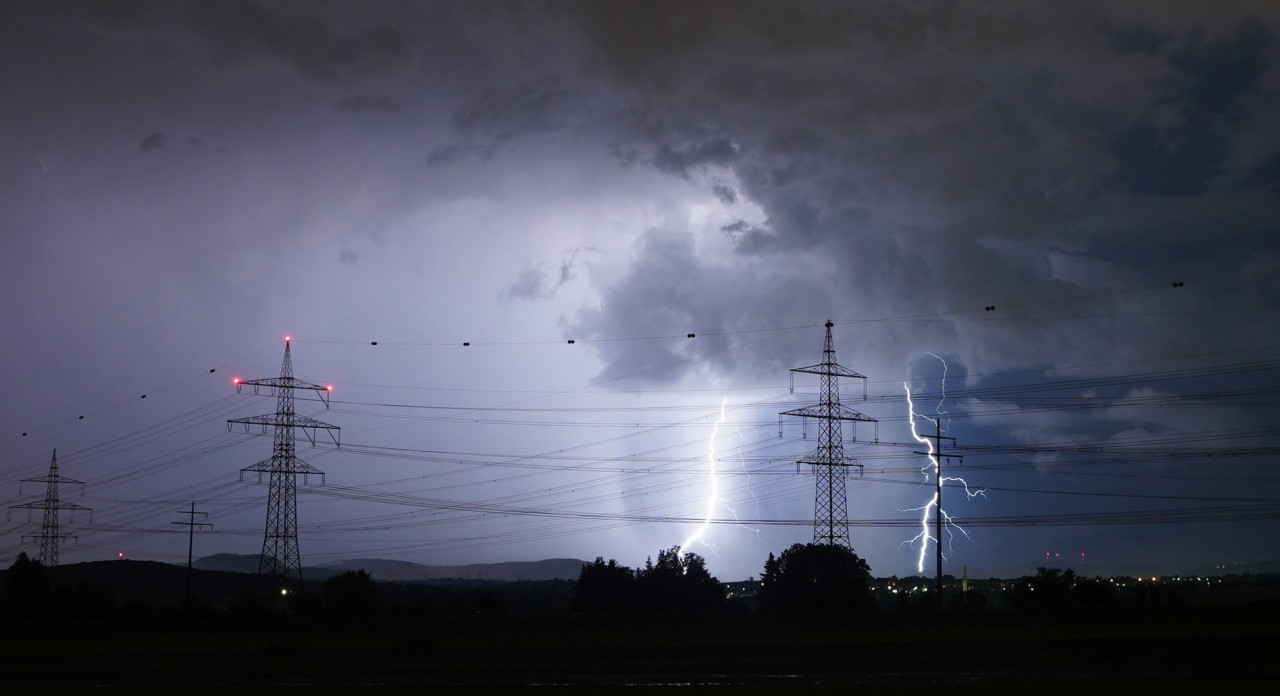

{"left": 43, "top": 559, "right": 257, "bottom": 606}
{"left": 317, "top": 557, "right": 587, "bottom": 582}
{"left": 193, "top": 553, "right": 263, "bottom": 575}
{"left": 1191, "top": 559, "right": 1280, "bottom": 576}
{"left": 192, "top": 553, "right": 587, "bottom": 582}
{"left": 6, "top": 555, "right": 585, "bottom": 609}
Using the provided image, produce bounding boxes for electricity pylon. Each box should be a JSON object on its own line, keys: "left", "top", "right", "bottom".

{"left": 9, "top": 449, "right": 91, "bottom": 567}
{"left": 228, "top": 338, "right": 339, "bottom": 592}
{"left": 781, "top": 321, "right": 877, "bottom": 548}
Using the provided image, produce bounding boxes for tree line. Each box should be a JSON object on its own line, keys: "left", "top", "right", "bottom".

{"left": 6, "top": 549, "right": 1233, "bottom": 621}
{"left": 571, "top": 543, "right": 875, "bottom": 615}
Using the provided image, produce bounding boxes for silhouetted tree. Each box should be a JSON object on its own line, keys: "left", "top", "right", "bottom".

{"left": 571, "top": 557, "right": 636, "bottom": 614}
{"left": 1009, "top": 568, "right": 1120, "bottom": 609}
{"left": 5, "top": 552, "right": 49, "bottom": 618}
{"left": 1072, "top": 575, "right": 1117, "bottom": 607}
{"left": 759, "top": 543, "right": 874, "bottom": 614}
{"left": 322, "top": 569, "right": 378, "bottom": 616}
{"left": 1011, "top": 567, "right": 1076, "bottom": 608}
{"left": 636, "top": 547, "right": 723, "bottom": 614}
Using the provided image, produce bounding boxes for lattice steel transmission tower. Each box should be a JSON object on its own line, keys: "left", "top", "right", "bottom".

{"left": 228, "top": 338, "right": 339, "bottom": 592}
{"left": 9, "top": 449, "right": 91, "bottom": 567}
{"left": 781, "top": 321, "right": 877, "bottom": 548}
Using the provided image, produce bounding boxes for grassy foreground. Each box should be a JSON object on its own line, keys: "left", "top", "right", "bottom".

{"left": 1, "top": 604, "right": 1277, "bottom": 693}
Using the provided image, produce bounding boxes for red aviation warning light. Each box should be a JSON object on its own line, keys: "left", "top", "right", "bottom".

{"left": 232, "top": 377, "right": 242, "bottom": 385}
{"left": 325, "top": 385, "right": 333, "bottom": 392}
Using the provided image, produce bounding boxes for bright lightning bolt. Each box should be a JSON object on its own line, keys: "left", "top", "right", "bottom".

{"left": 927, "top": 350, "right": 950, "bottom": 431}
{"left": 677, "top": 396, "right": 727, "bottom": 563}
{"left": 903, "top": 383, "right": 940, "bottom": 573}
{"left": 901, "top": 356, "right": 986, "bottom": 573}
{"left": 724, "top": 418, "right": 764, "bottom": 544}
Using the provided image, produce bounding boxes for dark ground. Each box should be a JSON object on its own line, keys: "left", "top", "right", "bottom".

{"left": 1, "top": 605, "right": 1276, "bottom": 693}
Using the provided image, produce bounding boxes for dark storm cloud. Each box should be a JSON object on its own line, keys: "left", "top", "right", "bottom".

{"left": 178, "top": 0, "right": 413, "bottom": 82}
{"left": 1109, "top": 20, "right": 1272, "bottom": 195}
{"left": 335, "top": 95, "right": 405, "bottom": 113}
{"left": 1238, "top": 154, "right": 1280, "bottom": 190}
{"left": 652, "top": 131, "right": 740, "bottom": 176}
{"left": 719, "top": 220, "right": 755, "bottom": 240}
{"left": 448, "top": 80, "right": 581, "bottom": 153}
{"left": 501, "top": 248, "right": 595, "bottom": 302}
{"left": 710, "top": 183, "right": 736, "bottom": 204}
{"left": 572, "top": 231, "right": 830, "bottom": 382}
{"left": 560, "top": 0, "right": 719, "bottom": 86}
{"left": 545, "top": 1, "right": 1280, "bottom": 393}
{"left": 34, "top": 0, "right": 414, "bottom": 82}
{"left": 502, "top": 267, "right": 550, "bottom": 302}
{"left": 139, "top": 132, "right": 167, "bottom": 151}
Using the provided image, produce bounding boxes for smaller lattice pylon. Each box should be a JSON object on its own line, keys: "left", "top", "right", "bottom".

{"left": 8, "top": 449, "right": 92, "bottom": 567}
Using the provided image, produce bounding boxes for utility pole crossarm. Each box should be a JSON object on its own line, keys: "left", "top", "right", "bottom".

{"left": 171, "top": 501, "right": 211, "bottom": 605}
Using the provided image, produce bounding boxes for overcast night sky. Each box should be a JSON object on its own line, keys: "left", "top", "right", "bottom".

{"left": 2, "top": 0, "right": 1279, "bottom": 581}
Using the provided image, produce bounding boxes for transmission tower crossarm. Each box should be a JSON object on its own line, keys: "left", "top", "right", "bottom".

{"left": 19, "top": 472, "right": 86, "bottom": 485}
{"left": 790, "top": 363, "right": 867, "bottom": 379}
{"left": 240, "top": 457, "right": 326, "bottom": 485}
{"left": 797, "top": 449, "right": 862, "bottom": 467}
{"left": 227, "top": 413, "right": 341, "bottom": 446}
{"left": 780, "top": 403, "right": 877, "bottom": 422}
{"left": 235, "top": 376, "right": 334, "bottom": 405}
{"left": 11, "top": 500, "right": 92, "bottom": 513}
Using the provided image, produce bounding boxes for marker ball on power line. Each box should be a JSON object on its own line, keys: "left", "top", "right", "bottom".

{"left": 1172, "top": 281, "right": 1184, "bottom": 288}
{"left": 463, "top": 342, "right": 470, "bottom": 347}
{"left": 140, "top": 395, "right": 146, "bottom": 399}
{"left": 79, "top": 415, "right": 85, "bottom": 420}
{"left": 687, "top": 333, "right": 695, "bottom": 338}
{"left": 371, "top": 341, "right": 378, "bottom": 345}
{"left": 985, "top": 305, "right": 996, "bottom": 311}
{"left": 209, "top": 368, "right": 215, "bottom": 373}
{"left": 567, "top": 339, "right": 576, "bottom": 344}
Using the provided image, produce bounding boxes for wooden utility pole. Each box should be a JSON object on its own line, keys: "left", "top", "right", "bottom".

{"left": 171, "top": 501, "right": 211, "bottom": 605}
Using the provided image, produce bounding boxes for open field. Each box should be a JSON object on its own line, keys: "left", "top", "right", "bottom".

{"left": 1, "top": 606, "right": 1277, "bottom": 693}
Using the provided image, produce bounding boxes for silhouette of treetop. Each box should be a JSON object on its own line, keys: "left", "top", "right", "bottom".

{"left": 760, "top": 543, "right": 873, "bottom": 614}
